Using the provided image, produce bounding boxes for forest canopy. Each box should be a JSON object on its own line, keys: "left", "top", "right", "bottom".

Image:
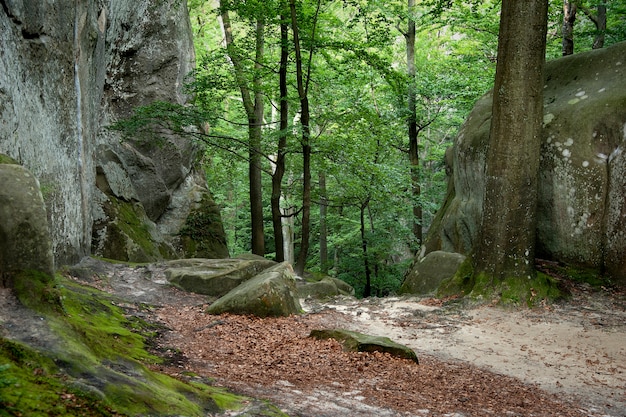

{"left": 115, "top": 0, "right": 626, "bottom": 297}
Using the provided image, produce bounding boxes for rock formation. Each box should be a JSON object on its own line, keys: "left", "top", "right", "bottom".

{"left": 422, "top": 41, "right": 626, "bottom": 284}
{"left": 0, "top": 0, "right": 228, "bottom": 267}
{"left": 0, "top": 158, "right": 55, "bottom": 283}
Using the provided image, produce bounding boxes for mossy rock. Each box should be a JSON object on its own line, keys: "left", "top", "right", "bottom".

{"left": 165, "top": 257, "right": 277, "bottom": 297}
{"left": 399, "top": 251, "right": 466, "bottom": 295}
{"left": 298, "top": 277, "right": 355, "bottom": 299}
{"left": 206, "top": 262, "right": 302, "bottom": 317}
{"left": 0, "top": 163, "right": 55, "bottom": 295}
{"left": 309, "top": 329, "right": 419, "bottom": 364}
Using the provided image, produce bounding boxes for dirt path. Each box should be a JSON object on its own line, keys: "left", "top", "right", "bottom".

{"left": 317, "top": 292, "right": 626, "bottom": 415}
{"left": 63, "top": 259, "right": 626, "bottom": 416}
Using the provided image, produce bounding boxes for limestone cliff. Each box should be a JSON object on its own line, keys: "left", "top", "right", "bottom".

{"left": 0, "top": 0, "right": 228, "bottom": 265}
{"left": 422, "top": 41, "right": 626, "bottom": 284}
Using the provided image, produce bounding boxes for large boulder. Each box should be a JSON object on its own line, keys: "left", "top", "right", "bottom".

{"left": 423, "top": 41, "right": 626, "bottom": 284}
{"left": 399, "top": 251, "right": 466, "bottom": 295}
{"left": 206, "top": 262, "right": 302, "bottom": 317}
{"left": 165, "top": 257, "right": 276, "bottom": 297}
{"left": 0, "top": 161, "right": 55, "bottom": 295}
{"left": 309, "top": 329, "right": 419, "bottom": 364}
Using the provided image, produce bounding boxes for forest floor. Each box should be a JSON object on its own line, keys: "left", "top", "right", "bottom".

{"left": 56, "top": 260, "right": 626, "bottom": 416}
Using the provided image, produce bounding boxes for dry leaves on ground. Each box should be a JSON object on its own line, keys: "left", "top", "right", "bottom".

{"left": 153, "top": 305, "right": 590, "bottom": 417}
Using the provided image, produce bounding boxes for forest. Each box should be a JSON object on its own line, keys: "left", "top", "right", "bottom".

{"left": 117, "top": 0, "right": 626, "bottom": 298}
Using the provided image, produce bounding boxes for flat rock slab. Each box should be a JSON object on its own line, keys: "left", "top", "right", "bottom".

{"left": 309, "top": 329, "right": 419, "bottom": 364}
{"left": 165, "top": 257, "right": 276, "bottom": 297}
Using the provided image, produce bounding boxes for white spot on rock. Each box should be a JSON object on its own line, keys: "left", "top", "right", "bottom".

{"left": 575, "top": 91, "right": 586, "bottom": 97}
{"left": 543, "top": 113, "right": 555, "bottom": 125}
{"left": 564, "top": 138, "right": 574, "bottom": 146}
{"left": 582, "top": 160, "right": 589, "bottom": 168}
{"left": 598, "top": 87, "right": 606, "bottom": 93}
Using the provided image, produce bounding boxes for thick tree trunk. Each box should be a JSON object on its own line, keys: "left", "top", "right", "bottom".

{"left": 562, "top": 1, "right": 577, "bottom": 56}
{"left": 406, "top": 0, "right": 422, "bottom": 248}
{"left": 472, "top": 0, "right": 548, "bottom": 282}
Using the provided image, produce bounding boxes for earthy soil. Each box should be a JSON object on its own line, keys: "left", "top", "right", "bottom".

{"left": 4, "top": 258, "right": 625, "bottom": 417}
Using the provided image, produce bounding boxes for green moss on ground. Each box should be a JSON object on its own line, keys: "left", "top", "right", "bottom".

{"left": 0, "top": 274, "right": 287, "bottom": 416}
{"left": 437, "top": 258, "right": 563, "bottom": 307}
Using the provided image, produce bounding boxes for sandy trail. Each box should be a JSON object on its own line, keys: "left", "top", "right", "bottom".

{"left": 315, "top": 294, "right": 626, "bottom": 415}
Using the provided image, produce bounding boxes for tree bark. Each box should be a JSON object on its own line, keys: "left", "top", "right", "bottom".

{"left": 319, "top": 172, "right": 329, "bottom": 273}
{"left": 562, "top": 0, "right": 577, "bottom": 56}
{"left": 361, "top": 199, "right": 372, "bottom": 298}
{"left": 220, "top": 4, "right": 265, "bottom": 256}
{"left": 405, "top": 0, "right": 422, "bottom": 248}
{"left": 291, "top": 0, "right": 320, "bottom": 276}
{"left": 593, "top": 3, "right": 606, "bottom": 49}
{"left": 271, "top": 4, "right": 289, "bottom": 262}
{"left": 472, "top": 0, "right": 548, "bottom": 282}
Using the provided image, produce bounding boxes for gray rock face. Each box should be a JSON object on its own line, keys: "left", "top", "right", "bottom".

{"left": 206, "top": 262, "right": 303, "bottom": 317}
{"left": 424, "top": 42, "right": 626, "bottom": 284}
{"left": 400, "top": 251, "right": 466, "bottom": 295}
{"left": 0, "top": 0, "right": 228, "bottom": 265}
{"left": 0, "top": 161, "right": 54, "bottom": 282}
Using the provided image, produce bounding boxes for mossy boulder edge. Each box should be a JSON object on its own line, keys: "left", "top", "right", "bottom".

{"left": 309, "top": 329, "right": 419, "bottom": 364}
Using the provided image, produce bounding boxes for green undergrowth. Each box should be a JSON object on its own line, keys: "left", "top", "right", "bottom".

{"left": 0, "top": 274, "right": 288, "bottom": 416}
{"left": 437, "top": 258, "right": 564, "bottom": 307}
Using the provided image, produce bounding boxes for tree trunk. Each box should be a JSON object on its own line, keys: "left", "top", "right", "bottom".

{"left": 472, "top": 0, "right": 548, "bottom": 283}
{"left": 562, "top": 0, "right": 577, "bottom": 56}
{"left": 593, "top": 2, "right": 606, "bottom": 49}
{"left": 405, "top": 0, "right": 422, "bottom": 248}
{"left": 250, "top": 17, "right": 266, "bottom": 256}
{"left": 319, "top": 171, "right": 329, "bottom": 273}
{"left": 290, "top": 0, "right": 320, "bottom": 276}
{"left": 220, "top": 4, "right": 265, "bottom": 256}
{"left": 271, "top": 5, "right": 289, "bottom": 262}
{"left": 361, "top": 199, "right": 372, "bottom": 298}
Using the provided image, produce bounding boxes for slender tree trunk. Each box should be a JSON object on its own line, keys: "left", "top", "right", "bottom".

{"left": 405, "top": 0, "right": 422, "bottom": 248}
{"left": 593, "top": 3, "right": 606, "bottom": 49}
{"left": 562, "top": 0, "right": 577, "bottom": 56}
{"left": 290, "top": 0, "right": 320, "bottom": 276}
{"left": 579, "top": 1, "right": 607, "bottom": 49}
{"left": 220, "top": 4, "right": 265, "bottom": 256}
{"left": 271, "top": 5, "right": 289, "bottom": 262}
{"left": 249, "top": 17, "right": 265, "bottom": 256}
{"left": 361, "top": 199, "right": 372, "bottom": 298}
{"left": 473, "top": 0, "right": 548, "bottom": 283}
{"left": 319, "top": 171, "right": 328, "bottom": 273}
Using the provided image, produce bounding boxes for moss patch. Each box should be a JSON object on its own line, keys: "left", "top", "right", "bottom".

{"left": 0, "top": 154, "right": 19, "bottom": 165}
{"left": 179, "top": 195, "right": 229, "bottom": 259}
{"left": 437, "top": 258, "right": 563, "bottom": 307}
{"left": 0, "top": 274, "right": 285, "bottom": 416}
{"left": 97, "top": 198, "right": 173, "bottom": 262}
